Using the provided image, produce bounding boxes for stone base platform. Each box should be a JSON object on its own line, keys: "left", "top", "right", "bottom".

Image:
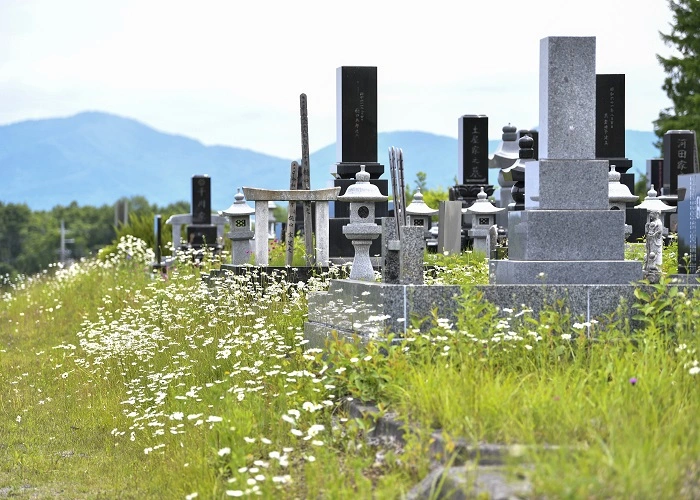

{"left": 304, "top": 278, "right": 700, "bottom": 346}
{"left": 489, "top": 259, "right": 643, "bottom": 285}
{"left": 304, "top": 280, "right": 462, "bottom": 348}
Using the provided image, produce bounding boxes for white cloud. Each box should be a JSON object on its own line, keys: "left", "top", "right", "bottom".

{"left": 0, "top": 0, "right": 676, "bottom": 157}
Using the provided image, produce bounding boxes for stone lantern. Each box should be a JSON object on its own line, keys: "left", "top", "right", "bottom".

{"left": 635, "top": 184, "right": 676, "bottom": 223}
{"left": 608, "top": 165, "right": 639, "bottom": 238}
{"left": 464, "top": 187, "right": 505, "bottom": 255}
{"left": 405, "top": 188, "right": 438, "bottom": 235}
{"left": 220, "top": 189, "right": 255, "bottom": 265}
{"left": 338, "top": 165, "right": 388, "bottom": 281}
{"left": 267, "top": 200, "right": 278, "bottom": 239}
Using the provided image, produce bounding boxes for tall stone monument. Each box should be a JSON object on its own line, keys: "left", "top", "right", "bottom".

{"left": 449, "top": 115, "right": 495, "bottom": 249}
{"left": 491, "top": 37, "right": 642, "bottom": 284}
{"left": 596, "top": 74, "right": 634, "bottom": 191}
{"left": 663, "top": 130, "right": 698, "bottom": 196}
{"left": 328, "top": 66, "right": 387, "bottom": 259}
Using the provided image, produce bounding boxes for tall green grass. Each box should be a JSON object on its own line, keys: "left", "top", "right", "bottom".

{"left": 1, "top": 236, "right": 697, "bottom": 498}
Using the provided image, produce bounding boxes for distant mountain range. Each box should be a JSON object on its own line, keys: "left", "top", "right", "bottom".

{"left": 0, "top": 111, "right": 659, "bottom": 211}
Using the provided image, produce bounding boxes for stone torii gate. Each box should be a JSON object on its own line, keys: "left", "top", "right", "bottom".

{"left": 242, "top": 187, "right": 340, "bottom": 266}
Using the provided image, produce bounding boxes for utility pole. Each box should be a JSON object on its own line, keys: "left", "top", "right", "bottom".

{"left": 59, "top": 220, "right": 75, "bottom": 264}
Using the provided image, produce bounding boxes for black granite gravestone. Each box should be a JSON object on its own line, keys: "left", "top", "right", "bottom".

{"left": 647, "top": 159, "right": 664, "bottom": 193}
{"left": 154, "top": 214, "right": 162, "bottom": 265}
{"left": 186, "top": 225, "right": 218, "bottom": 247}
{"left": 596, "top": 74, "right": 634, "bottom": 193}
{"left": 663, "top": 130, "right": 697, "bottom": 195}
{"left": 459, "top": 115, "right": 489, "bottom": 184}
{"left": 335, "top": 66, "right": 380, "bottom": 178}
{"left": 677, "top": 173, "right": 700, "bottom": 274}
{"left": 330, "top": 66, "right": 386, "bottom": 259}
{"left": 192, "top": 175, "right": 211, "bottom": 225}
{"left": 596, "top": 74, "right": 626, "bottom": 159}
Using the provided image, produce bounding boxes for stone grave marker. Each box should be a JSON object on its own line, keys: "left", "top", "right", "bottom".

{"left": 167, "top": 175, "right": 226, "bottom": 256}
{"left": 187, "top": 175, "right": 217, "bottom": 248}
{"left": 490, "top": 36, "right": 641, "bottom": 284}
{"left": 329, "top": 66, "right": 387, "bottom": 259}
{"left": 438, "top": 201, "right": 463, "bottom": 255}
{"left": 192, "top": 175, "right": 211, "bottom": 225}
{"left": 677, "top": 173, "right": 700, "bottom": 274}
{"left": 663, "top": 130, "right": 698, "bottom": 196}
{"left": 596, "top": 74, "right": 634, "bottom": 193}
{"left": 647, "top": 158, "right": 664, "bottom": 193}
{"left": 154, "top": 214, "right": 162, "bottom": 268}
{"left": 459, "top": 115, "right": 489, "bottom": 185}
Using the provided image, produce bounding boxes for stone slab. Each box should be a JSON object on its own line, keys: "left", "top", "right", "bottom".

{"left": 489, "top": 259, "right": 642, "bottom": 285}
{"left": 304, "top": 280, "right": 700, "bottom": 345}
{"left": 406, "top": 465, "right": 532, "bottom": 500}
{"left": 336, "top": 66, "right": 378, "bottom": 163}
{"left": 381, "top": 218, "right": 400, "bottom": 283}
{"left": 305, "top": 280, "right": 462, "bottom": 340}
{"left": 438, "top": 201, "right": 463, "bottom": 254}
{"left": 596, "top": 74, "right": 626, "bottom": 159}
{"left": 677, "top": 173, "right": 700, "bottom": 273}
{"left": 191, "top": 175, "right": 212, "bottom": 225}
{"left": 459, "top": 115, "right": 489, "bottom": 184}
{"left": 539, "top": 37, "right": 596, "bottom": 160}
{"left": 538, "top": 159, "right": 609, "bottom": 209}
{"left": 507, "top": 209, "right": 626, "bottom": 261}
{"left": 400, "top": 226, "right": 425, "bottom": 285}
{"left": 242, "top": 187, "right": 339, "bottom": 202}
{"left": 334, "top": 162, "right": 384, "bottom": 179}
{"left": 524, "top": 160, "right": 540, "bottom": 209}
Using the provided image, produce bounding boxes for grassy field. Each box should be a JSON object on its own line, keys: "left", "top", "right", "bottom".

{"left": 1, "top": 236, "right": 698, "bottom": 498}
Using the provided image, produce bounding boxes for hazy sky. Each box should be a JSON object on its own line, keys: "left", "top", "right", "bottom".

{"left": 1, "top": 0, "right": 676, "bottom": 158}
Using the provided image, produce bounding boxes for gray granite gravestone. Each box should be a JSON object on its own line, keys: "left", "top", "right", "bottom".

{"left": 438, "top": 201, "right": 463, "bottom": 255}
{"left": 677, "top": 173, "right": 700, "bottom": 274}
{"left": 490, "top": 36, "right": 642, "bottom": 284}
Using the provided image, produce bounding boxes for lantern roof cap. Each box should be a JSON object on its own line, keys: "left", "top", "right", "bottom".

{"left": 405, "top": 189, "right": 438, "bottom": 216}
{"left": 464, "top": 187, "right": 505, "bottom": 214}
{"left": 338, "top": 165, "right": 388, "bottom": 202}
{"left": 634, "top": 184, "right": 676, "bottom": 213}
{"left": 220, "top": 189, "right": 255, "bottom": 217}
{"left": 608, "top": 165, "right": 639, "bottom": 203}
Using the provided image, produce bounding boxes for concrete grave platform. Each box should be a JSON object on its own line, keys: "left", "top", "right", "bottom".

{"left": 304, "top": 280, "right": 462, "bottom": 348}
{"left": 304, "top": 278, "right": 700, "bottom": 342}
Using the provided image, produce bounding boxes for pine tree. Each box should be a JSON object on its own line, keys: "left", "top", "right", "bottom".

{"left": 654, "top": 0, "right": 700, "bottom": 148}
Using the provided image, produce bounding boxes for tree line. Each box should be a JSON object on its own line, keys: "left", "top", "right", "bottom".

{"left": 0, "top": 196, "right": 189, "bottom": 279}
